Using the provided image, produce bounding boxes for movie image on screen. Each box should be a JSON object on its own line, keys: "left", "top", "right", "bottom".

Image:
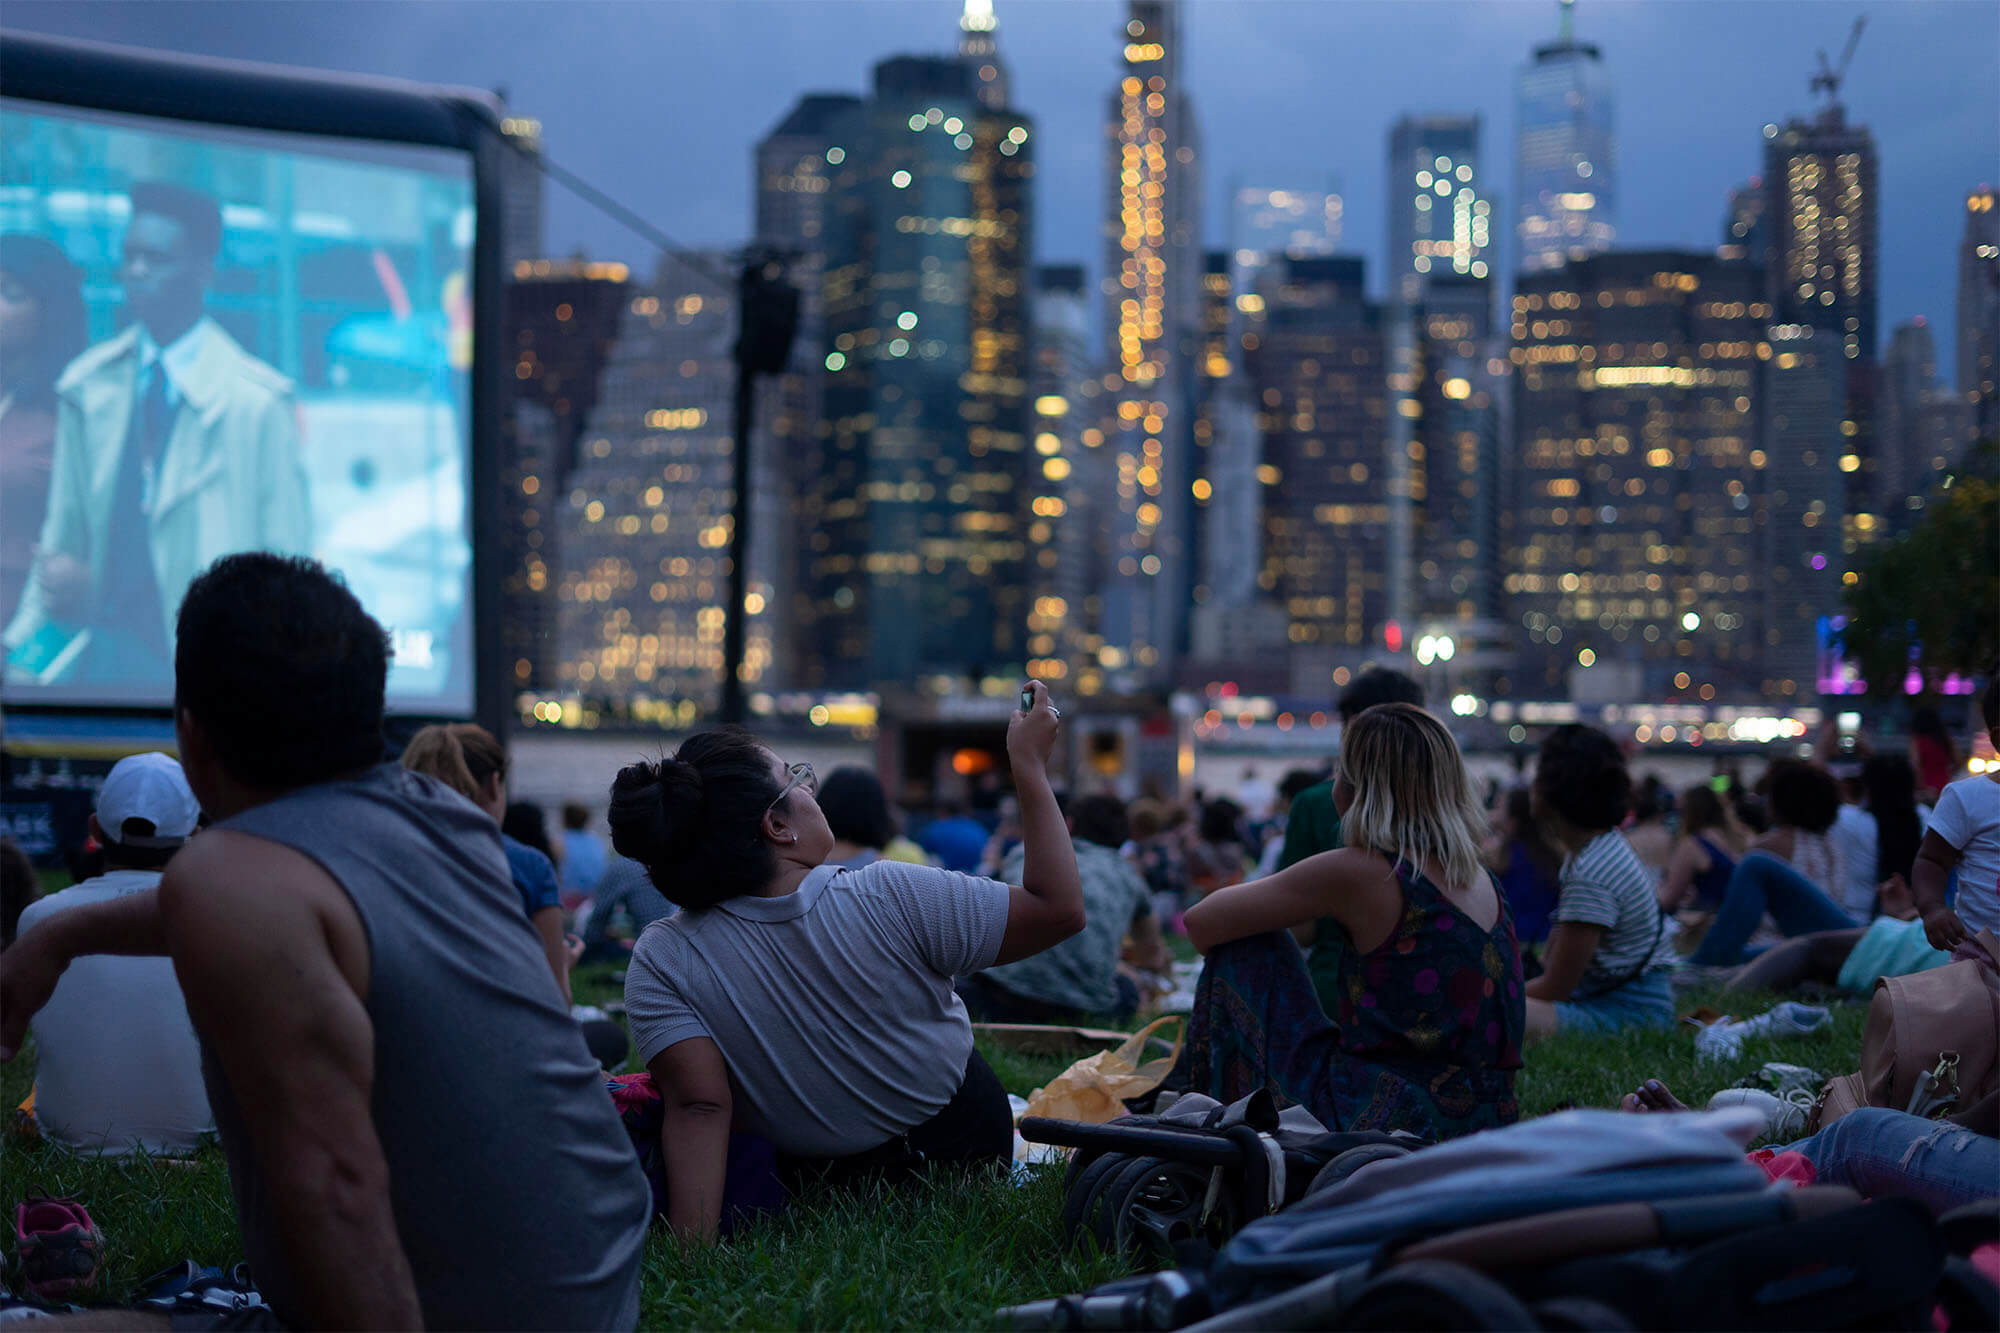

{"left": 0, "top": 99, "right": 477, "bottom": 715}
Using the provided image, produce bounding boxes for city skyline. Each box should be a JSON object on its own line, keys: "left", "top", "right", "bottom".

{"left": 6, "top": 0, "right": 1993, "bottom": 373}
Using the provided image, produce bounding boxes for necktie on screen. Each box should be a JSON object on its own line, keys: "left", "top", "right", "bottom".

{"left": 136, "top": 360, "right": 171, "bottom": 513}
{"left": 92, "top": 357, "right": 172, "bottom": 669}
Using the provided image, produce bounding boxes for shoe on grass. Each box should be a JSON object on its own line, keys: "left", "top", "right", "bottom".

{"left": 1705, "top": 1087, "right": 1808, "bottom": 1141}
{"left": 14, "top": 1198, "right": 102, "bottom": 1303}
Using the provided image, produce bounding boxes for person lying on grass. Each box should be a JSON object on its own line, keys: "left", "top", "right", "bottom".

{"left": 0, "top": 554, "right": 651, "bottom": 1331}
{"left": 1176, "top": 702, "right": 1525, "bottom": 1142}
{"left": 614, "top": 682, "right": 1083, "bottom": 1244}
{"left": 1620, "top": 1077, "right": 1998, "bottom": 1216}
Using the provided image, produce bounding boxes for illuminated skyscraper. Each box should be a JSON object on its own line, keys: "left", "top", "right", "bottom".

{"left": 805, "top": 55, "right": 1034, "bottom": 690}
{"left": 757, "top": 95, "right": 862, "bottom": 256}
{"left": 1719, "top": 178, "right": 1766, "bottom": 262}
{"left": 1762, "top": 106, "right": 1879, "bottom": 536}
{"left": 1413, "top": 274, "right": 1503, "bottom": 628}
{"left": 1101, "top": 0, "right": 1202, "bottom": 684}
{"left": 1249, "top": 257, "right": 1390, "bottom": 671}
{"left": 756, "top": 93, "right": 861, "bottom": 687}
{"left": 1028, "top": 265, "right": 1108, "bottom": 691}
{"left": 499, "top": 262, "right": 631, "bottom": 697}
{"left": 1387, "top": 115, "right": 1492, "bottom": 306}
{"left": 1508, "top": 252, "right": 1825, "bottom": 701}
{"left": 1515, "top": 0, "right": 1615, "bottom": 274}
{"left": 494, "top": 105, "right": 545, "bottom": 270}
{"left": 1959, "top": 186, "right": 2000, "bottom": 438}
{"left": 1193, "top": 252, "right": 1261, "bottom": 611}
{"left": 553, "top": 254, "right": 785, "bottom": 717}
{"left": 1231, "top": 187, "right": 1341, "bottom": 275}
{"left": 1879, "top": 319, "right": 1939, "bottom": 526}
{"left": 1761, "top": 323, "right": 1847, "bottom": 697}
{"left": 959, "top": 0, "right": 1010, "bottom": 112}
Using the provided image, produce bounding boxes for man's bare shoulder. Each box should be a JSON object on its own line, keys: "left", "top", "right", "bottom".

{"left": 160, "top": 829, "right": 370, "bottom": 995}
{"left": 166, "top": 828, "right": 331, "bottom": 889}
{"left": 160, "top": 830, "right": 351, "bottom": 934}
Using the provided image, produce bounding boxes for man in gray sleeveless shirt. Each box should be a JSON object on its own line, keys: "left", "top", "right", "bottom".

{"left": 0, "top": 554, "right": 650, "bottom": 1329}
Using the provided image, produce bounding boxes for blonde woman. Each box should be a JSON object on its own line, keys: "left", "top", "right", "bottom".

{"left": 1181, "top": 703, "right": 1524, "bottom": 1141}
{"left": 402, "top": 723, "right": 577, "bottom": 1003}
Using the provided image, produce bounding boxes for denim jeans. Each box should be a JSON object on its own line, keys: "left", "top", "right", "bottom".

{"left": 1686, "top": 852, "right": 1857, "bottom": 967}
{"left": 1781, "top": 1107, "right": 2000, "bottom": 1215}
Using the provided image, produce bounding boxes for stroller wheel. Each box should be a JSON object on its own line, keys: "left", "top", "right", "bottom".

{"left": 1061, "top": 1145, "right": 1106, "bottom": 1196}
{"left": 1098, "top": 1155, "right": 1241, "bottom": 1266}
{"left": 1306, "top": 1143, "right": 1413, "bottom": 1200}
{"left": 1530, "top": 1297, "right": 1636, "bottom": 1331}
{"left": 1063, "top": 1152, "right": 1129, "bottom": 1249}
{"left": 1340, "top": 1260, "right": 1538, "bottom": 1331}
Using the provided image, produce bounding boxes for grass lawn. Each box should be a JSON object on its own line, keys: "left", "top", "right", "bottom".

{"left": 2, "top": 964, "right": 1867, "bottom": 1328}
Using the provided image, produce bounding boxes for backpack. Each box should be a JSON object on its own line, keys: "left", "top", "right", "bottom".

{"left": 1809, "top": 929, "right": 2000, "bottom": 1131}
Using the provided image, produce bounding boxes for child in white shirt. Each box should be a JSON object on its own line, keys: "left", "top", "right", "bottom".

{"left": 1915, "top": 679, "right": 2000, "bottom": 947}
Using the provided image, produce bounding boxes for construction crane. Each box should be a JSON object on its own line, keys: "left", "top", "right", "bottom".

{"left": 1811, "top": 15, "right": 1867, "bottom": 111}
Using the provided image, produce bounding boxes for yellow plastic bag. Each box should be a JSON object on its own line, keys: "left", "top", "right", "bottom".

{"left": 1022, "top": 1015, "right": 1184, "bottom": 1124}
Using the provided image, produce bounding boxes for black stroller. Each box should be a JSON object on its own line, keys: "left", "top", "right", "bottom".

{"left": 1023, "top": 1089, "right": 1427, "bottom": 1266}
{"left": 1005, "top": 1108, "right": 2000, "bottom": 1331}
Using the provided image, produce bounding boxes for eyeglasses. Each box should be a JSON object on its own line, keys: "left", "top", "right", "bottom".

{"left": 766, "top": 761, "right": 816, "bottom": 821}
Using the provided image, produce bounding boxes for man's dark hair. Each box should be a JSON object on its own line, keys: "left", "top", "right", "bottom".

{"left": 1860, "top": 754, "right": 1923, "bottom": 885}
{"left": 1631, "top": 773, "right": 1666, "bottom": 822}
{"left": 1765, "top": 759, "right": 1841, "bottom": 836}
{"left": 129, "top": 181, "right": 224, "bottom": 261}
{"left": 100, "top": 817, "right": 179, "bottom": 872}
{"left": 607, "top": 727, "right": 784, "bottom": 911}
{"left": 1069, "top": 794, "right": 1129, "bottom": 850}
{"left": 562, "top": 802, "right": 590, "bottom": 831}
{"left": 817, "top": 767, "right": 895, "bottom": 850}
{"left": 1534, "top": 724, "right": 1631, "bottom": 832}
{"left": 175, "top": 554, "right": 390, "bottom": 793}
{"left": 503, "top": 801, "right": 556, "bottom": 862}
{"left": 1199, "top": 797, "right": 1245, "bottom": 845}
{"left": 1278, "top": 768, "right": 1322, "bottom": 805}
{"left": 1984, "top": 676, "right": 1999, "bottom": 741}
{"left": 1338, "top": 667, "right": 1423, "bottom": 722}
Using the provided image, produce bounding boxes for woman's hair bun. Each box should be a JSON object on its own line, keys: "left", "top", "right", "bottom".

{"left": 607, "top": 758, "right": 702, "bottom": 867}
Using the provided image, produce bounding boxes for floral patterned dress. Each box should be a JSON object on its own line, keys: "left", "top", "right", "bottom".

{"left": 1178, "top": 858, "right": 1525, "bottom": 1142}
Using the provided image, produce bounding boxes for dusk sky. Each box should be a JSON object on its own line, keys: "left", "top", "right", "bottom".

{"left": 7, "top": 0, "right": 1996, "bottom": 370}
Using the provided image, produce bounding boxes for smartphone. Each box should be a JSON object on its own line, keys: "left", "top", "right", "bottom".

{"left": 1021, "top": 685, "right": 1035, "bottom": 712}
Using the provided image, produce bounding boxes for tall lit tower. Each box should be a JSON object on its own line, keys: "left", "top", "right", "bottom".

{"left": 1762, "top": 31, "right": 1879, "bottom": 540}
{"left": 1100, "top": 0, "right": 1201, "bottom": 686}
{"left": 805, "top": 56, "right": 1035, "bottom": 690}
{"left": 494, "top": 100, "right": 545, "bottom": 270}
{"left": 1387, "top": 116, "right": 1491, "bottom": 306}
{"left": 1516, "top": 0, "right": 1615, "bottom": 273}
{"left": 1960, "top": 186, "right": 2000, "bottom": 438}
{"left": 959, "top": 0, "right": 1009, "bottom": 111}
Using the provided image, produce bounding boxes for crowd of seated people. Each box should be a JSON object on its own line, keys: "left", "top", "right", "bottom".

{"left": 0, "top": 547, "right": 1994, "bottom": 1330}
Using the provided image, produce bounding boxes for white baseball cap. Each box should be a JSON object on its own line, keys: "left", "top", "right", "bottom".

{"left": 96, "top": 752, "right": 201, "bottom": 848}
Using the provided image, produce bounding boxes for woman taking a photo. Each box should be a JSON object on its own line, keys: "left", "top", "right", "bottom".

{"left": 1178, "top": 703, "right": 1524, "bottom": 1142}
{"left": 618, "top": 684, "right": 1080, "bottom": 1243}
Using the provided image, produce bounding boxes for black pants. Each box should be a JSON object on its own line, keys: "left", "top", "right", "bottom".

{"left": 779, "top": 1047, "right": 1013, "bottom": 1190}
{"left": 957, "top": 972, "right": 1141, "bottom": 1027}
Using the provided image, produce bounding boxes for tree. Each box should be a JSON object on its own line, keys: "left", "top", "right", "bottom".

{"left": 1838, "top": 440, "right": 2000, "bottom": 696}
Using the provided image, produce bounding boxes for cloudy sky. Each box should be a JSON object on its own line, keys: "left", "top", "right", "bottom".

{"left": 8, "top": 0, "right": 1995, "bottom": 369}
